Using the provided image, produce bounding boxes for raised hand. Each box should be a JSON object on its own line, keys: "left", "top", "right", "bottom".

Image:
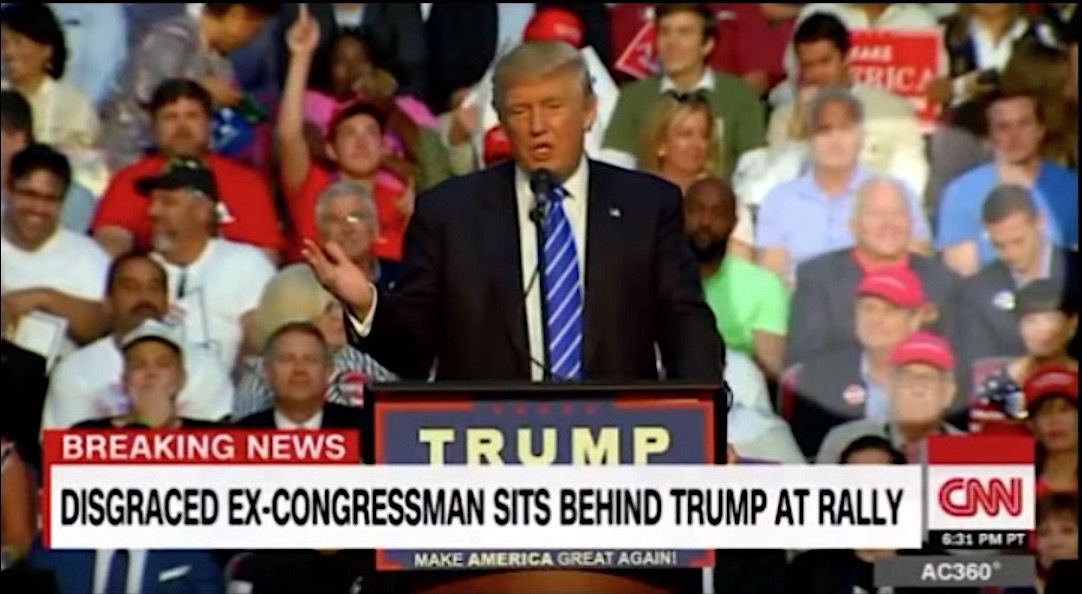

{"left": 302, "top": 239, "right": 374, "bottom": 315}
{"left": 287, "top": 3, "right": 320, "bottom": 56}
{"left": 396, "top": 177, "right": 416, "bottom": 219}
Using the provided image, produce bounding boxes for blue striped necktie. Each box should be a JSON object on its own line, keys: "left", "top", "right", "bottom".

{"left": 541, "top": 186, "right": 583, "bottom": 381}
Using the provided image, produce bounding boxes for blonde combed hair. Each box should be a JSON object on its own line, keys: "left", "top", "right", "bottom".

{"left": 492, "top": 40, "right": 594, "bottom": 118}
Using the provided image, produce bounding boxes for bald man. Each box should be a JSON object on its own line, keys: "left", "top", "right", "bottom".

{"left": 786, "top": 176, "right": 961, "bottom": 368}
{"left": 684, "top": 177, "right": 789, "bottom": 380}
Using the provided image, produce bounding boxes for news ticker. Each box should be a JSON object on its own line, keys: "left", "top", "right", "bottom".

{"left": 44, "top": 431, "right": 1035, "bottom": 558}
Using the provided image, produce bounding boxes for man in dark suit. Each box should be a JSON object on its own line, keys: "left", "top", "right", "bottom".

{"left": 236, "top": 321, "right": 362, "bottom": 431}
{"left": 0, "top": 339, "right": 47, "bottom": 471}
{"left": 305, "top": 40, "right": 723, "bottom": 385}
{"left": 959, "top": 184, "right": 1079, "bottom": 368}
{"left": 787, "top": 175, "right": 961, "bottom": 367}
{"left": 303, "top": 39, "right": 722, "bottom": 594}
{"left": 791, "top": 268, "right": 927, "bottom": 458}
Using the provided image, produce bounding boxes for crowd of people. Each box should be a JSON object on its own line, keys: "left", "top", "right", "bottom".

{"left": 0, "top": 3, "right": 1078, "bottom": 593}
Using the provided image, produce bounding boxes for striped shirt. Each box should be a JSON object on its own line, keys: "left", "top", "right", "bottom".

{"left": 233, "top": 346, "right": 397, "bottom": 420}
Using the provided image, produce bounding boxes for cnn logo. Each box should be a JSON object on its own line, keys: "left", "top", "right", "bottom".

{"left": 937, "top": 478, "right": 1023, "bottom": 517}
{"left": 927, "top": 467, "right": 1034, "bottom": 531}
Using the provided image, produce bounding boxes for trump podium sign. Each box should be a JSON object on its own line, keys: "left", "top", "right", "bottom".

{"left": 368, "top": 383, "right": 719, "bottom": 570}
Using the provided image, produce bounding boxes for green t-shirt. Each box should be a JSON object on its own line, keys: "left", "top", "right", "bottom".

{"left": 701, "top": 256, "right": 789, "bottom": 355}
{"left": 601, "top": 71, "right": 766, "bottom": 180}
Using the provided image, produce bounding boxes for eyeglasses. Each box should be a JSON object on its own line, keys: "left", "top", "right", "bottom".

{"left": 321, "top": 212, "right": 371, "bottom": 229}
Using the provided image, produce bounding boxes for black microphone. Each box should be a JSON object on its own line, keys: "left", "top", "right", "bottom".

{"left": 528, "top": 168, "right": 554, "bottom": 224}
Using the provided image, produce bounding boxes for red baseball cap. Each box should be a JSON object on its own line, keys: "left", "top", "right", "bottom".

{"left": 889, "top": 332, "right": 955, "bottom": 372}
{"left": 482, "top": 126, "right": 512, "bottom": 167}
{"left": 1024, "top": 365, "right": 1078, "bottom": 414}
{"left": 523, "top": 8, "right": 585, "bottom": 48}
{"left": 857, "top": 267, "right": 925, "bottom": 309}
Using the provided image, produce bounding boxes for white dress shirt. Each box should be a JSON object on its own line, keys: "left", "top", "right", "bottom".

{"left": 660, "top": 69, "right": 716, "bottom": 93}
{"left": 351, "top": 157, "right": 590, "bottom": 381}
{"left": 273, "top": 408, "right": 324, "bottom": 429}
{"left": 93, "top": 549, "right": 147, "bottom": 594}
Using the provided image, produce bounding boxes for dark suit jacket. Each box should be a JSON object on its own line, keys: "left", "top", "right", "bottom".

{"left": 1, "top": 340, "right": 49, "bottom": 470}
{"left": 790, "top": 348, "right": 865, "bottom": 458}
{"left": 786, "top": 250, "right": 962, "bottom": 367}
{"left": 958, "top": 248, "right": 1079, "bottom": 367}
{"left": 28, "top": 543, "right": 223, "bottom": 594}
{"left": 349, "top": 160, "right": 724, "bottom": 383}
{"left": 236, "top": 402, "right": 363, "bottom": 430}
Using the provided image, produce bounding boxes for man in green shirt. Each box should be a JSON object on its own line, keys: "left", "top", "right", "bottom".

{"left": 685, "top": 177, "right": 788, "bottom": 381}
{"left": 602, "top": 4, "right": 765, "bottom": 180}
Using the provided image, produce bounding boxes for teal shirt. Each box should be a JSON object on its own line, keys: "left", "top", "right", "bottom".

{"left": 602, "top": 70, "right": 766, "bottom": 180}
{"left": 701, "top": 256, "right": 789, "bottom": 354}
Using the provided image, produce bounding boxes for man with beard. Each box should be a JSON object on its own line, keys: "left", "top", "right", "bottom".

{"left": 684, "top": 177, "right": 788, "bottom": 381}
{"left": 141, "top": 157, "right": 275, "bottom": 373}
{"left": 41, "top": 252, "right": 234, "bottom": 428}
{"left": 91, "top": 79, "right": 281, "bottom": 262}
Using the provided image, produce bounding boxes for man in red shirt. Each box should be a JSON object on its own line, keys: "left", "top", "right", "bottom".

{"left": 276, "top": 5, "right": 412, "bottom": 265}
{"left": 91, "top": 79, "right": 282, "bottom": 262}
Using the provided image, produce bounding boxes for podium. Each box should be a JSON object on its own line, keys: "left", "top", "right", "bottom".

{"left": 362, "top": 381, "right": 727, "bottom": 594}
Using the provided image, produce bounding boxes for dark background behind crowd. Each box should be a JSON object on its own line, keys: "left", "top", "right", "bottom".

{"left": 0, "top": 3, "right": 1078, "bottom": 593}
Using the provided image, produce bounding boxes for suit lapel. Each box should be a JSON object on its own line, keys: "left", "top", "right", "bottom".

{"left": 582, "top": 162, "right": 620, "bottom": 374}
{"left": 482, "top": 164, "right": 530, "bottom": 377}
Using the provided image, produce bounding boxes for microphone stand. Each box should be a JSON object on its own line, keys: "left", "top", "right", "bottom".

{"left": 529, "top": 169, "right": 556, "bottom": 381}
{"left": 530, "top": 195, "right": 553, "bottom": 382}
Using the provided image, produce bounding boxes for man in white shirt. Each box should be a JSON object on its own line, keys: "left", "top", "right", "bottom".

{"left": 766, "top": 12, "right": 929, "bottom": 198}
{"left": 138, "top": 156, "right": 275, "bottom": 371}
{"left": 42, "top": 252, "right": 234, "bottom": 428}
{"left": 0, "top": 144, "right": 109, "bottom": 349}
{"left": 235, "top": 321, "right": 362, "bottom": 431}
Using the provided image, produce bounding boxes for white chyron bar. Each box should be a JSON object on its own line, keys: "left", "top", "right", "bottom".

{"left": 47, "top": 465, "right": 923, "bottom": 550}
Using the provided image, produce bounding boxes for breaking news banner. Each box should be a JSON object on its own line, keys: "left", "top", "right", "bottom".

{"left": 370, "top": 388, "right": 717, "bottom": 570}
{"left": 925, "top": 434, "right": 1036, "bottom": 551}
{"left": 43, "top": 430, "right": 925, "bottom": 560}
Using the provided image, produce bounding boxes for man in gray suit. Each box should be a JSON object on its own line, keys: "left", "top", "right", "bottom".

{"left": 958, "top": 185, "right": 1079, "bottom": 366}
{"left": 786, "top": 176, "right": 961, "bottom": 367}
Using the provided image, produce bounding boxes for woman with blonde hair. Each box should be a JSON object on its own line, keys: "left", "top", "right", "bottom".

{"left": 638, "top": 92, "right": 722, "bottom": 192}
{"left": 639, "top": 92, "right": 756, "bottom": 259}
{"left": 234, "top": 263, "right": 395, "bottom": 419}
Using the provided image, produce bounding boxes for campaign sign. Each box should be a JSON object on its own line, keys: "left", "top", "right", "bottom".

{"left": 615, "top": 21, "right": 658, "bottom": 80}
{"left": 849, "top": 29, "right": 943, "bottom": 131}
{"left": 370, "top": 385, "right": 717, "bottom": 571}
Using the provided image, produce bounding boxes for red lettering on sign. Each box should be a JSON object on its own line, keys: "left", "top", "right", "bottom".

{"left": 938, "top": 478, "right": 1024, "bottom": 517}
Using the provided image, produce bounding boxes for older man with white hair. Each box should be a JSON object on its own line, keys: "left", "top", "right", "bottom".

{"left": 313, "top": 179, "right": 396, "bottom": 290}
{"left": 755, "top": 87, "right": 931, "bottom": 285}
{"left": 786, "top": 175, "right": 960, "bottom": 367}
